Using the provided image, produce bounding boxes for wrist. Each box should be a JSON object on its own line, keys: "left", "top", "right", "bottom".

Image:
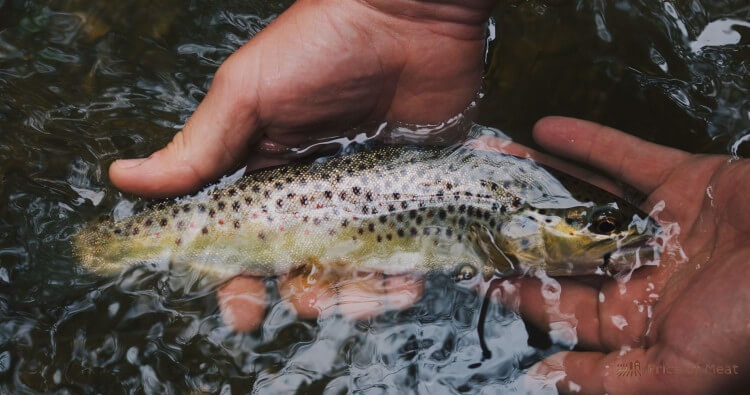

{"left": 356, "top": 0, "right": 496, "bottom": 40}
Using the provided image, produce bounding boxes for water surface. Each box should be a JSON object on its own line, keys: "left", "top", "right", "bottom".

{"left": 0, "top": 0, "right": 748, "bottom": 392}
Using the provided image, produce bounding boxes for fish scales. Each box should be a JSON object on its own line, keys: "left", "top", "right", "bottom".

{"left": 73, "top": 146, "right": 658, "bottom": 280}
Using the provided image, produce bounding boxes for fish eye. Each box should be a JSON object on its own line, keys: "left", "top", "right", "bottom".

{"left": 455, "top": 264, "right": 476, "bottom": 281}
{"left": 590, "top": 208, "right": 622, "bottom": 235}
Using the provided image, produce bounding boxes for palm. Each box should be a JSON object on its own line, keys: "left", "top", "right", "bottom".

{"left": 513, "top": 118, "right": 750, "bottom": 394}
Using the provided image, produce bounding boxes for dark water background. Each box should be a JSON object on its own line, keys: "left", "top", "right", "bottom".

{"left": 0, "top": 0, "right": 748, "bottom": 393}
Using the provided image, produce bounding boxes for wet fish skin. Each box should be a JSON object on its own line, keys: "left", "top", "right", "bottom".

{"left": 73, "top": 145, "right": 659, "bottom": 280}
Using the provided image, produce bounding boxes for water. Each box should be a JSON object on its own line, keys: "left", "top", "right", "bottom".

{"left": 0, "top": 0, "right": 747, "bottom": 393}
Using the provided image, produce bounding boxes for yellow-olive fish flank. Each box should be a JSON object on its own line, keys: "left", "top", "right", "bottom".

{"left": 73, "top": 146, "right": 659, "bottom": 281}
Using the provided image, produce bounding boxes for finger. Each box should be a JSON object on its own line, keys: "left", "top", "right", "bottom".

{"left": 470, "top": 136, "right": 624, "bottom": 197}
{"left": 497, "top": 275, "right": 658, "bottom": 351}
{"left": 337, "top": 271, "right": 386, "bottom": 320}
{"left": 383, "top": 274, "right": 424, "bottom": 310}
{"left": 217, "top": 276, "right": 267, "bottom": 332}
{"left": 279, "top": 270, "right": 338, "bottom": 319}
{"left": 532, "top": 117, "right": 690, "bottom": 194}
{"left": 110, "top": 50, "right": 262, "bottom": 197}
{"left": 495, "top": 276, "right": 602, "bottom": 350}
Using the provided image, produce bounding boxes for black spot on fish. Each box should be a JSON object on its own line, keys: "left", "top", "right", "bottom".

{"left": 457, "top": 234, "right": 463, "bottom": 242}
{"left": 303, "top": 216, "right": 309, "bottom": 223}
{"left": 132, "top": 227, "right": 139, "bottom": 235}
{"left": 209, "top": 209, "right": 216, "bottom": 218}
{"left": 393, "top": 192, "right": 400, "bottom": 199}
{"left": 423, "top": 228, "right": 430, "bottom": 235}
{"left": 276, "top": 199, "right": 283, "bottom": 208}
{"left": 342, "top": 219, "right": 349, "bottom": 227}
{"left": 145, "top": 219, "right": 153, "bottom": 227}
{"left": 438, "top": 209, "right": 447, "bottom": 220}
{"left": 377, "top": 235, "right": 382, "bottom": 242}
{"left": 396, "top": 214, "right": 404, "bottom": 222}
{"left": 379, "top": 215, "right": 387, "bottom": 224}
{"left": 287, "top": 192, "right": 296, "bottom": 199}
{"left": 512, "top": 198, "right": 521, "bottom": 208}
{"left": 218, "top": 202, "right": 225, "bottom": 211}
{"left": 366, "top": 191, "right": 373, "bottom": 201}
{"left": 446, "top": 182, "right": 453, "bottom": 190}
{"left": 409, "top": 210, "right": 417, "bottom": 219}
{"left": 358, "top": 228, "right": 364, "bottom": 235}
{"left": 503, "top": 181, "right": 511, "bottom": 188}
{"left": 416, "top": 216, "right": 423, "bottom": 225}
{"left": 458, "top": 217, "right": 466, "bottom": 227}
{"left": 175, "top": 238, "right": 182, "bottom": 246}
{"left": 213, "top": 194, "right": 220, "bottom": 201}
{"left": 386, "top": 234, "right": 393, "bottom": 241}
{"left": 300, "top": 196, "right": 308, "bottom": 205}
{"left": 490, "top": 219, "right": 497, "bottom": 228}
{"left": 245, "top": 197, "right": 253, "bottom": 205}
{"left": 500, "top": 205, "right": 507, "bottom": 214}
{"left": 388, "top": 204, "right": 396, "bottom": 212}
{"left": 362, "top": 206, "right": 369, "bottom": 215}
{"left": 313, "top": 218, "right": 322, "bottom": 226}
{"left": 446, "top": 228, "right": 453, "bottom": 237}
{"left": 397, "top": 229, "right": 405, "bottom": 238}
{"left": 467, "top": 206, "right": 475, "bottom": 216}
{"left": 160, "top": 219, "right": 167, "bottom": 227}
{"left": 368, "top": 223, "right": 375, "bottom": 232}
{"left": 228, "top": 189, "right": 236, "bottom": 196}
{"left": 232, "top": 201, "right": 240, "bottom": 211}
{"left": 234, "top": 221, "right": 241, "bottom": 229}
{"left": 177, "top": 221, "right": 184, "bottom": 229}
{"left": 286, "top": 177, "right": 293, "bottom": 183}
{"left": 401, "top": 201, "right": 409, "bottom": 209}
{"left": 258, "top": 232, "right": 265, "bottom": 240}
{"left": 239, "top": 184, "right": 247, "bottom": 191}
{"left": 113, "top": 228, "right": 121, "bottom": 234}
{"left": 198, "top": 205, "right": 206, "bottom": 212}
{"left": 321, "top": 173, "right": 330, "bottom": 180}
{"left": 459, "top": 205, "right": 466, "bottom": 213}
{"left": 324, "top": 190, "right": 333, "bottom": 199}
{"left": 410, "top": 227, "right": 418, "bottom": 237}
{"left": 339, "top": 192, "right": 347, "bottom": 200}
{"left": 264, "top": 190, "right": 271, "bottom": 198}
{"left": 201, "top": 227, "right": 208, "bottom": 234}
{"left": 352, "top": 186, "right": 361, "bottom": 195}
{"left": 252, "top": 185, "right": 260, "bottom": 193}
{"left": 172, "top": 208, "right": 179, "bottom": 217}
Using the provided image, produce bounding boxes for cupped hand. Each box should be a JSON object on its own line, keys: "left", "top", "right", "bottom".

{"left": 501, "top": 117, "right": 750, "bottom": 394}
{"left": 109, "top": 0, "right": 493, "bottom": 198}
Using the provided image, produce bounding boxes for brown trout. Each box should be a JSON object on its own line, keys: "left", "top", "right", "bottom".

{"left": 73, "top": 146, "right": 659, "bottom": 280}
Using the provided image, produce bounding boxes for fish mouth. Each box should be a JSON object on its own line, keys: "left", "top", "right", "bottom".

{"left": 601, "top": 238, "right": 659, "bottom": 273}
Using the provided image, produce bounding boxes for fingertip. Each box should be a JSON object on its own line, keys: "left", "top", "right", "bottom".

{"left": 531, "top": 116, "right": 590, "bottom": 151}
{"left": 217, "top": 276, "right": 267, "bottom": 332}
{"left": 383, "top": 274, "right": 424, "bottom": 311}
{"left": 280, "top": 273, "right": 337, "bottom": 319}
{"left": 338, "top": 272, "right": 386, "bottom": 320}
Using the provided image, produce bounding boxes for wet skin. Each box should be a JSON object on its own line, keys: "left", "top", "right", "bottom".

{"left": 107, "top": 0, "right": 749, "bottom": 393}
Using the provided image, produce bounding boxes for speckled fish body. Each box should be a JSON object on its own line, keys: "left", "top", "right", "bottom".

{"left": 73, "top": 146, "right": 659, "bottom": 280}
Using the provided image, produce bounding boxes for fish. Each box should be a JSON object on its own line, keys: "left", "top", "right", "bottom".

{"left": 73, "top": 145, "right": 660, "bottom": 281}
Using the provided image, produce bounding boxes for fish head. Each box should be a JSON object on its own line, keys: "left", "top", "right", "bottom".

{"left": 529, "top": 201, "right": 660, "bottom": 276}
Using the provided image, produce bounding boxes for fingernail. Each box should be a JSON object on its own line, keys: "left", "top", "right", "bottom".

{"left": 114, "top": 158, "right": 147, "bottom": 169}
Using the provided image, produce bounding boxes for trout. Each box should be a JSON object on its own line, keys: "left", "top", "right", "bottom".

{"left": 73, "top": 146, "right": 659, "bottom": 280}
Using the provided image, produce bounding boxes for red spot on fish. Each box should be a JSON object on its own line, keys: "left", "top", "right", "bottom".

{"left": 190, "top": 222, "right": 195, "bottom": 228}
{"left": 316, "top": 204, "right": 323, "bottom": 209}
{"left": 252, "top": 213, "right": 258, "bottom": 219}
{"left": 304, "top": 230, "right": 310, "bottom": 235}
{"left": 155, "top": 232, "right": 161, "bottom": 238}
{"left": 218, "top": 219, "right": 225, "bottom": 225}
{"left": 279, "top": 226, "right": 285, "bottom": 231}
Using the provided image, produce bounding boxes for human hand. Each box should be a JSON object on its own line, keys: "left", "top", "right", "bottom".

{"left": 108, "top": 0, "right": 494, "bottom": 197}
{"left": 499, "top": 117, "right": 750, "bottom": 394}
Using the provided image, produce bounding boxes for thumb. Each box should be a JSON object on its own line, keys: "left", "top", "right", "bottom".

{"left": 109, "top": 59, "right": 261, "bottom": 198}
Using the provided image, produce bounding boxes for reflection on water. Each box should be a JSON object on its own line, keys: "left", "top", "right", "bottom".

{"left": 0, "top": 0, "right": 747, "bottom": 392}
